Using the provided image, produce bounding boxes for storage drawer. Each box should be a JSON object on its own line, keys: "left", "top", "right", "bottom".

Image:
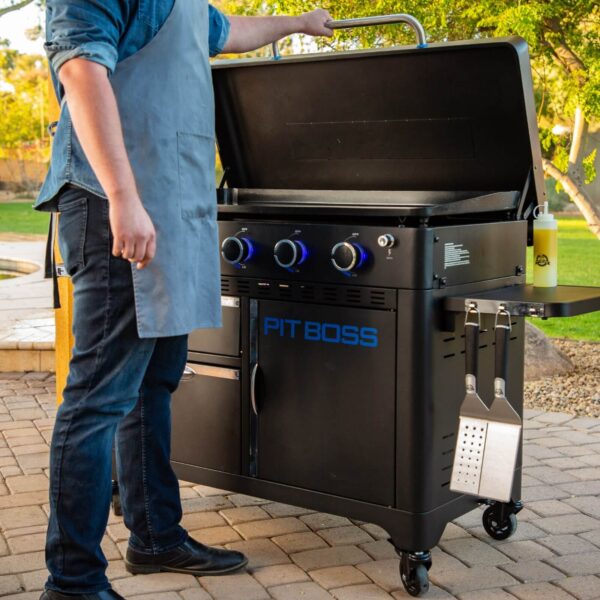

{"left": 171, "top": 363, "right": 241, "bottom": 474}
{"left": 188, "top": 296, "right": 240, "bottom": 356}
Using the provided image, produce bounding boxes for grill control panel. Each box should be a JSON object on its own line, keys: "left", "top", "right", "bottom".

{"left": 217, "top": 219, "right": 526, "bottom": 290}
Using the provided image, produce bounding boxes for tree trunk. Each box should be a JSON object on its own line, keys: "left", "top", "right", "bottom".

{"left": 543, "top": 159, "right": 600, "bottom": 239}
{"left": 542, "top": 107, "right": 600, "bottom": 240}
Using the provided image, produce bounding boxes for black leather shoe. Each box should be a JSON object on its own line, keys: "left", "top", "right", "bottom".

{"left": 125, "top": 535, "right": 248, "bottom": 576}
{"left": 40, "top": 590, "right": 125, "bottom": 599}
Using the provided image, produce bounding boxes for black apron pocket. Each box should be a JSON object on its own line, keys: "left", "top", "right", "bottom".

{"left": 177, "top": 131, "right": 216, "bottom": 220}
{"left": 57, "top": 192, "right": 88, "bottom": 277}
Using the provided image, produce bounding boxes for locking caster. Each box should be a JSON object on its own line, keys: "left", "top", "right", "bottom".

{"left": 398, "top": 550, "right": 432, "bottom": 597}
{"left": 482, "top": 500, "right": 522, "bottom": 540}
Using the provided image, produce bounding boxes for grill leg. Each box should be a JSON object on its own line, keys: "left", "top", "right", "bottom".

{"left": 111, "top": 443, "right": 123, "bottom": 517}
{"left": 396, "top": 549, "right": 432, "bottom": 597}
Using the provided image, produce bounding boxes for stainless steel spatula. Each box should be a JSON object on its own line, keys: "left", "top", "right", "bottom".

{"left": 450, "top": 307, "right": 522, "bottom": 502}
{"left": 477, "top": 309, "right": 522, "bottom": 502}
{"left": 450, "top": 305, "right": 490, "bottom": 497}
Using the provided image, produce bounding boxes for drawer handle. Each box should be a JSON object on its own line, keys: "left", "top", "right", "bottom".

{"left": 250, "top": 363, "right": 259, "bottom": 416}
{"left": 181, "top": 364, "right": 240, "bottom": 382}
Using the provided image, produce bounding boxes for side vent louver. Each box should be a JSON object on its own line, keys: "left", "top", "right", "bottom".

{"left": 236, "top": 279, "right": 250, "bottom": 294}
{"left": 369, "top": 290, "right": 386, "bottom": 306}
{"left": 440, "top": 432, "right": 455, "bottom": 488}
{"left": 346, "top": 289, "right": 362, "bottom": 304}
{"left": 322, "top": 287, "right": 338, "bottom": 303}
{"left": 220, "top": 278, "right": 231, "bottom": 293}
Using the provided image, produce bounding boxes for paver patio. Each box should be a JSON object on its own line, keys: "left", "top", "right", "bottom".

{"left": 0, "top": 372, "right": 599, "bottom": 599}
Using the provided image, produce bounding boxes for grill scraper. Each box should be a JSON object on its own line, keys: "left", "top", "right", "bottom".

{"left": 450, "top": 306, "right": 522, "bottom": 502}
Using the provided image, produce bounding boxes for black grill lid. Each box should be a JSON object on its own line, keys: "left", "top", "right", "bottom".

{"left": 212, "top": 37, "right": 544, "bottom": 219}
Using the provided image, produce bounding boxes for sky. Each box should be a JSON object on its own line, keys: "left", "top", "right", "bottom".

{"left": 0, "top": 2, "right": 45, "bottom": 55}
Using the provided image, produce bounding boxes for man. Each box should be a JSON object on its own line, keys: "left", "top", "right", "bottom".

{"left": 35, "top": 2, "right": 333, "bottom": 598}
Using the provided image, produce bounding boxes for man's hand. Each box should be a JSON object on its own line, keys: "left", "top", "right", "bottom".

{"left": 109, "top": 195, "right": 156, "bottom": 270}
{"left": 223, "top": 10, "right": 334, "bottom": 54}
{"left": 299, "top": 9, "right": 334, "bottom": 37}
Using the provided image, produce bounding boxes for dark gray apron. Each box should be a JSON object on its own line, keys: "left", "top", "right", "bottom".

{"left": 110, "top": 0, "right": 221, "bottom": 337}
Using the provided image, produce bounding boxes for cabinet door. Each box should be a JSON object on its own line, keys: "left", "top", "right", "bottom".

{"left": 171, "top": 363, "right": 241, "bottom": 474}
{"left": 255, "top": 300, "right": 396, "bottom": 506}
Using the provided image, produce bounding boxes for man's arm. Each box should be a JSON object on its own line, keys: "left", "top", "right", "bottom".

{"left": 222, "top": 9, "right": 333, "bottom": 54}
{"left": 59, "top": 60, "right": 156, "bottom": 269}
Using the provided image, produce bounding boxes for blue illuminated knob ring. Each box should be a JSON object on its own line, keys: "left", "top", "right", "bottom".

{"left": 331, "top": 241, "right": 366, "bottom": 272}
{"left": 221, "top": 236, "right": 254, "bottom": 265}
{"left": 274, "top": 239, "right": 308, "bottom": 269}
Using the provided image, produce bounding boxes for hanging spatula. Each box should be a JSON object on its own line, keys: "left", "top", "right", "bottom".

{"left": 477, "top": 308, "right": 522, "bottom": 502}
{"left": 450, "top": 304, "right": 490, "bottom": 497}
{"left": 451, "top": 306, "right": 522, "bottom": 502}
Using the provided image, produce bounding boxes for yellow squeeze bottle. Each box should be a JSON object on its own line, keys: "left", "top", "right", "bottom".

{"left": 533, "top": 201, "right": 558, "bottom": 288}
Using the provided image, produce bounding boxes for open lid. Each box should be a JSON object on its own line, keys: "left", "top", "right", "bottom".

{"left": 212, "top": 37, "right": 545, "bottom": 220}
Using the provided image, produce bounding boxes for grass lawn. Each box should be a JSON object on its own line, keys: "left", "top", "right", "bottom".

{"left": 0, "top": 203, "right": 597, "bottom": 340}
{"left": 526, "top": 216, "right": 600, "bottom": 342}
{"left": 0, "top": 202, "right": 49, "bottom": 235}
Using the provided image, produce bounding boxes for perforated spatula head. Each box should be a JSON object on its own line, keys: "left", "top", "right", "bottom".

{"left": 450, "top": 307, "right": 490, "bottom": 496}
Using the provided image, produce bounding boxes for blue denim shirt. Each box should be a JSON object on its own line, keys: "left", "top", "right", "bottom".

{"left": 45, "top": 0, "right": 230, "bottom": 97}
{"left": 36, "top": 0, "right": 230, "bottom": 209}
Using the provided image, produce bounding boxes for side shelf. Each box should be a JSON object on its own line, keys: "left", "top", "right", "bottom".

{"left": 445, "top": 285, "right": 600, "bottom": 318}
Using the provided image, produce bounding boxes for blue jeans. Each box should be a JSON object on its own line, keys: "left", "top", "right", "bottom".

{"left": 46, "top": 186, "right": 189, "bottom": 594}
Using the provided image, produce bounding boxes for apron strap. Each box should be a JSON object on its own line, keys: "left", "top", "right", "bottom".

{"left": 44, "top": 212, "right": 63, "bottom": 310}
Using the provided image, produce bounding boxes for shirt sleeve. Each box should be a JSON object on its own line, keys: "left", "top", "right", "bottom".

{"left": 208, "top": 4, "right": 231, "bottom": 57}
{"left": 45, "top": 0, "right": 122, "bottom": 75}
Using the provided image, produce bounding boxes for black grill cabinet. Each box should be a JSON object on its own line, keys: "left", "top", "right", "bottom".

{"left": 168, "top": 35, "right": 600, "bottom": 596}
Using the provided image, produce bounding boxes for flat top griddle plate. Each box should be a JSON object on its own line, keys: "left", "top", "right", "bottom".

{"left": 218, "top": 189, "right": 520, "bottom": 218}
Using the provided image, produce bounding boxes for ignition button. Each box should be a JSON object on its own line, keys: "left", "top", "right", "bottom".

{"left": 377, "top": 234, "right": 396, "bottom": 249}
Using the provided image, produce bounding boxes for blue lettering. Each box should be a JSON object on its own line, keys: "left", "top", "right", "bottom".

{"left": 266, "top": 317, "right": 378, "bottom": 348}
{"left": 360, "top": 327, "right": 379, "bottom": 348}
{"left": 285, "top": 319, "right": 301, "bottom": 338}
{"left": 304, "top": 321, "right": 320, "bottom": 341}
{"left": 322, "top": 323, "right": 341, "bottom": 343}
{"left": 264, "top": 317, "right": 280, "bottom": 336}
{"left": 341, "top": 325, "right": 360, "bottom": 346}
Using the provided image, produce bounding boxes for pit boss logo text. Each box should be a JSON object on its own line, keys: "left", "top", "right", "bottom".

{"left": 263, "top": 317, "right": 378, "bottom": 348}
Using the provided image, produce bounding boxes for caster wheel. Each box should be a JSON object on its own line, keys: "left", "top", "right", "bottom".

{"left": 400, "top": 553, "right": 431, "bottom": 597}
{"left": 483, "top": 506, "right": 517, "bottom": 540}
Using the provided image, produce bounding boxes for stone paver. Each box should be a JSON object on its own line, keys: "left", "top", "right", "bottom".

{"left": 0, "top": 374, "right": 598, "bottom": 599}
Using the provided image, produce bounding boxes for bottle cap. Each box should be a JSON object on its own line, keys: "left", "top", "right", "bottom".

{"left": 534, "top": 201, "right": 555, "bottom": 222}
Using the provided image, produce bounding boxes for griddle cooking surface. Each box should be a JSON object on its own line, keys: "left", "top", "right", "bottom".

{"left": 218, "top": 189, "right": 520, "bottom": 217}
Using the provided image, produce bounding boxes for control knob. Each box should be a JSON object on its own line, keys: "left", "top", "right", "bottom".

{"left": 221, "top": 236, "right": 254, "bottom": 265}
{"left": 274, "top": 239, "right": 308, "bottom": 269}
{"left": 331, "top": 241, "right": 366, "bottom": 272}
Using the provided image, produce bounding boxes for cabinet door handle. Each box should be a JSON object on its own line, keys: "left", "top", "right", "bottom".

{"left": 250, "top": 362, "right": 259, "bottom": 416}
{"left": 181, "top": 364, "right": 240, "bottom": 382}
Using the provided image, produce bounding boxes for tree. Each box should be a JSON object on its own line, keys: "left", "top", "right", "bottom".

{"left": 0, "top": 1, "right": 36, "bottom": 19}
{"left": 218, "top": 0, "right": 600, "bottom": 238}
{"left": 0, "top": 48, "right": 50, "bottom": 188}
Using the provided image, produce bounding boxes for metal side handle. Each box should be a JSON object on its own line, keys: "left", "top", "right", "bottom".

{"left": 250, "top": 362, "right": 259, "bottom": 416}
{"left": 271, "top": 13, "right": 427, "bottom": 59}
{"left": 181, "top": 364, "right": 240, "bottom": 382}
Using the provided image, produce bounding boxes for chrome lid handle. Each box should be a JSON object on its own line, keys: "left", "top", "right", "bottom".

{"left": 271, "top": 13, "right": 427, "bottom": 59}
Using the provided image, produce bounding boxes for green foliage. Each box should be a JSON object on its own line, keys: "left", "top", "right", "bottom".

{"left": 218, "top": 0, "right": 599, "bottom": 177}
{"left": 583, "top": 148, "right": 597, "bottom": 184}
{"left": 0, "top": 49, "right": 50, "bottom": 157}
